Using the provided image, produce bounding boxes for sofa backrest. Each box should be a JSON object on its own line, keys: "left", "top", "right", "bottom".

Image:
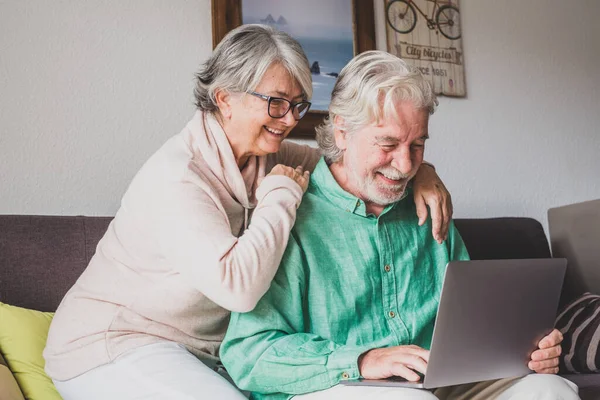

{"left": 0, "top": 215, "right": 551, "bottom": 312}
{"left": 454, "top": 217, "right": 551, "bottom": 260}
{"left": 0, "top": 216, "right": 111, "bottom": 312}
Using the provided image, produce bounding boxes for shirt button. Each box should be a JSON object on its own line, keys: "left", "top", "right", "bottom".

{"left": 341, "top": 372, "right": 350, "bottom": 379}
{"left": 384, "top": 265, "right": 391, "bottom": 272}
{"left": 389, "top": 311, "right": 396, "bottom": 318}
{"left": 356, "top": 200, "right": 360, "bottom": 207}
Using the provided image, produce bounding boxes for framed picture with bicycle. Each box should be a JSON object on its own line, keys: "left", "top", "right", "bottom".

{"left": 385, "top": 0, "right": 466, "bottom": 97}
{"left": 211, "top": 0, "right": 376, "bottom": 139}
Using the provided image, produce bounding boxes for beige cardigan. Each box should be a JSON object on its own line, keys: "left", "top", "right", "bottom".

{"left": 44, "top": 111, "right": 320, "bottom": 381}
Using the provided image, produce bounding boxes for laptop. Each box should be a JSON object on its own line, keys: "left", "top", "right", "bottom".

{"left": 548, "top": 199, "right": 600, "bottom": 307}
{"left": 341, "top": 258, "right": 567, "bottom": 389}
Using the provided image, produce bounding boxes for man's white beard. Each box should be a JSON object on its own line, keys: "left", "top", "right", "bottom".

{"left": 347, "top": 159, "right": 413, "bottom": 207}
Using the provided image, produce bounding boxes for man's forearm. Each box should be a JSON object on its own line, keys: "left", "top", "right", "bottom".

{"left": 222, "top": 331, "right": 369, "bottom": 396}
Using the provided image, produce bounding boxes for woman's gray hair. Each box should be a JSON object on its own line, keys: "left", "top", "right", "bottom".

{"left": 194, "top": 24, "right": 312, "bottom": 112}
{"left": 316, "top": 50, "right": 438, "bottom": 163}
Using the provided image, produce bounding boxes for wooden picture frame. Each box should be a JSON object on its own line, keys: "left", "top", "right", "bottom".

{"left": 211, "top": 0, "right": 376, "bottom": 139}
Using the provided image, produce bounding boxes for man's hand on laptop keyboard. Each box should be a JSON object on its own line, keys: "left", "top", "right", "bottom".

{"left": 528, "top": 328, "right": 563, "bottom": 374}
{"left": 357, "top": 345, "right": 429, "bottom": 382}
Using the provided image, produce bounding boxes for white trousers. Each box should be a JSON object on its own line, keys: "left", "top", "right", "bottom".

{"left": 294, "top": 374, "right": 580, "bottom": 400}
{"left": 53, "top": 342, "right": 580, "bottom": 400}
{"left": 53, "top": 342, "right": 247, "bottom": 400}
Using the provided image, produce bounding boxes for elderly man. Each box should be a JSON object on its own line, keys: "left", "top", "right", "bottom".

{"left": 220, "top": 51, "right": 579, "bottom": 400}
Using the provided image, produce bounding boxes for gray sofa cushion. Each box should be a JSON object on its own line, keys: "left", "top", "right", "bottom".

{"left": 0, "top": 216, "right": 550, "bottom": 313}
{"left": 454, "top": 217, "right": 551, "bottom": 260}
{"left": 0, "top": 215, "right": 111, "bottom": 312}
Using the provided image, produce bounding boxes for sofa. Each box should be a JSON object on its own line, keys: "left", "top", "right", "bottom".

{"left": 0, "top": 215, "right": 599, "bottom": 399}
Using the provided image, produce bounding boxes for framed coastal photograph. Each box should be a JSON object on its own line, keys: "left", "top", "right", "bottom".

{"left": 384, "top": 0, "right": 466, "bottom": 97}
{"left": 211, "top": 0, "right": 375, "bottom": 138}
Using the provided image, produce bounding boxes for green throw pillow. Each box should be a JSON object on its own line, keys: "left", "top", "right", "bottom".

{"left": 0, "top": 302, "right": 63, "bottom": 400}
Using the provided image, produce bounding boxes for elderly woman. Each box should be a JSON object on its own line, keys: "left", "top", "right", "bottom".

{"left": 44, "top": 25, "right": 452, "bottom": 399}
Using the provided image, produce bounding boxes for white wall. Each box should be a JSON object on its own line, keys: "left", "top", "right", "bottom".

{"left": 0, "top": 0, "right": 211, "bottom": 215}
{"left": 1, "top": 0, "right": 599, "bottom": 232}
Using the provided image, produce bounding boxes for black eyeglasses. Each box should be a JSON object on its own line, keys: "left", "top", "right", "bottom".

{"left": 247, "top": 91, "right": 312, "bottom": 120}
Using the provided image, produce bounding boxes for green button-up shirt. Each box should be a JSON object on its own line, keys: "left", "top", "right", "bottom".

{"left": 221, "top": 158, "right": 470, "bottom": 400}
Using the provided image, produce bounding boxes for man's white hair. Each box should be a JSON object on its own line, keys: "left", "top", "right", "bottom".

{"left": 316, "top": 51, "right": 437, "bottom": 163}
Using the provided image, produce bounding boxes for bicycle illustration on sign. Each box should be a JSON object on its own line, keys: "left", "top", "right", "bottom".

{"left": 386, "top": 0, "right": 461, "bottom": 40}
{"left": 384, "top": 0, "right": 465, "bottom": 97}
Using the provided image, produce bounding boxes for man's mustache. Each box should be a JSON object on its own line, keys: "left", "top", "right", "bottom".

{"left": 375, "top": 168, "right": 412, "bottom": 181}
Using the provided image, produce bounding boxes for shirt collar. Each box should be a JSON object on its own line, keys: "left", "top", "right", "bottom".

{"left": 310, "top": 158, "right": 408, "bottom": 218}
